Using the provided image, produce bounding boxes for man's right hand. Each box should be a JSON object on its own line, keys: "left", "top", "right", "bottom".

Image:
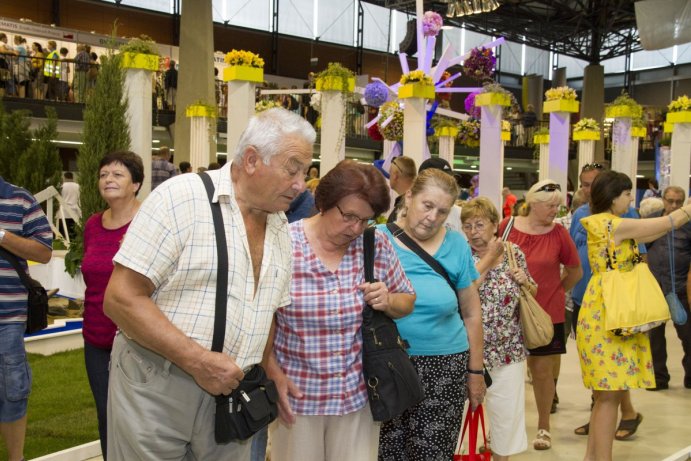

{"left": 191, "top": 350, "right": 245, "bottom": 396}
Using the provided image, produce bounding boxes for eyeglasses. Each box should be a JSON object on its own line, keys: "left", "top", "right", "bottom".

{"left": 664, "top": 197, "right": 685, "bottom": 206}
{"left": 335, "top": 204, "right": 373, "bottom": 226}
{"left": 390, "top": 159, "right": 401, "bottom": 173}
{"left": 536, "top": 183, "right": 561, "bottom": 193}
{"left": 462, "top": 221, "right": 488, "bottom": 233}
{"left": 581, "top": 163, "right": 605, "bottom": 172}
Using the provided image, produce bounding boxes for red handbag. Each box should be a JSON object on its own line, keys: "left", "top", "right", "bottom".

{"left": 454, "top": 404, "right": 491, "bottom": 461}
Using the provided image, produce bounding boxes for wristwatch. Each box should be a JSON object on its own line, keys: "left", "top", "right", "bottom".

{"left": 0, "top": 229, "right": 5, "bottom": 244}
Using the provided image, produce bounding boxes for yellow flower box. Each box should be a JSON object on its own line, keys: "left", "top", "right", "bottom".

{"left": 316, "top": 77, "right": 355, "bottom": 92}
{"left": 605, "top": 105, "right": 638, "bottom": 118}
{"left": 435, "top": 127, "right": 459, "bottom": 138}
{"left": 631, "top": 127, "right": 647, "bottom": 138}
{"left": 185, "top": 105, "right": 217, "bottom": 118}
{"left": 501, "top": 131, "right": 511, "bottom": 141}
{"left": 573, "top": 130, "right": 600, "bottom": 141}
{"left": 666, "top": 111, "right": 691, "bottom": 124}
{"left": 223, "top": 65, "right": 264, "bottom": 83}
{"left": 543, "top": 99, "right": 579, "bottom": 113}
{"left": 475, "top": 93, "right": 511, "bottom": 107}
{"left": 664, "top": 122, "right": 674, "bottom": 133}
{"left": 120, "top": 52, "right": 159, "bottom": 72}
{"left": 534, "top": 134, "right": 550, "bottom": 144}
{"left": 398, "top": 83, "right": 436, "bottom": 100}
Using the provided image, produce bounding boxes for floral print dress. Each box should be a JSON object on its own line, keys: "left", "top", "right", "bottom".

{"left": 576, "top": 213, "right": 655, "bottom": 390}
{"left": 472, "top": 243, "right": 532, "bottom": 370}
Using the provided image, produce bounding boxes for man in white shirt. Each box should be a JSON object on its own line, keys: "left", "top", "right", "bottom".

{"left": 58, "top": 171, "right": 81, "bottom": 239}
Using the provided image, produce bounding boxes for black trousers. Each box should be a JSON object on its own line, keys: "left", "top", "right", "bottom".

{"left": 649, "top": 293, "right": 691, "bottom": 387}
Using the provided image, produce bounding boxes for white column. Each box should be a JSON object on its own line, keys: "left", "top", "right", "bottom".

{"left": 226, "top": 80, "right": 256, "bottom": 157}
{"left": 402, "top": 97, "right": 427, "bottom": 168}
{"left": 438, "top": 136, "right": 455, "bottom": 165}
{"left": 659, "top": 145, "right": 672, "bottom": 191}
{"left": 124, "top": 68, "right": 153, "bottom": 198}
{"left": 319, "top": 90, "right": 347, "bottom": 176}
{"left": 611, "top": 118, "right": 638, "bottom": 182}
{"left": 670, "top": 123, "right": 691, "bottom": 197}
{"left": 478, "top": 104, "right": 504, "bottom": 209}
{"left": 190, "top": 117, "right": 213, "bottom": 172}
{"left": 577, "top": 140, "right": 596, "bottom": 174}
{"left": 547, "top": 111, "right": 571, "bottom": 198}
{"left": 539, "top": 143, "right": 550, "bottom": 182}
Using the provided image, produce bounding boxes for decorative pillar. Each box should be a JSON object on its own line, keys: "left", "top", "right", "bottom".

{"left": 573, "top": 130, "right": 600, "bottom": 174}
{"left": 317, "top": 76, "right": 354, "bottom": 175}
{"left": 436, "top": 126, "right": 459, "bottom": 166}
{"left": 399, "top": 82, "right": 435, "bottom": 168}
{"left": 225, "top": 65, "right": 263, "bottom": 157}
{"left": 186, "top": 104, "right": 217, "bottom": 172}
{"left": 544, "top": 98, "right": 579, "bottom": 196}
{"left": 534, "top": 133, "right": 550, "bottom": 182}
{"left": 122, "top": 52, "right": 158, "bottom": 199}
{"left": 581, "top": 65, "right": 605, "bottom": 161}
{"left": 476, "top": 92, "right": 511, "bottom": 209}
{"left": 667, "top": 110, "right": 691, "bottom": 196}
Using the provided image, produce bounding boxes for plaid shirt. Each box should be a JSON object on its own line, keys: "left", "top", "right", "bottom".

{"left": 114, "top": 163, "right": 291, "bottom": 370}
{"left": 274, "top": 221, "right": 414, "bottom": 416}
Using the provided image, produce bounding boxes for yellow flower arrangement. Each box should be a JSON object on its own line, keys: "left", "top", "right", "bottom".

{"left": 545, "top": 86, "right": 577, "bottom": 101}
{"left": 224, "top": 49, "right": 264, "bottom": 69}
{"left": 502, "top": 120, "right": 511, "bottom": 131}
{"left": 573, "top": 118, "right": 600, "bottom": 132}
{"left": 400, "top": 70, "right": 434, "bottom": 86}
{"left": 669, "top": 95, "right": 691, "bottom": 113}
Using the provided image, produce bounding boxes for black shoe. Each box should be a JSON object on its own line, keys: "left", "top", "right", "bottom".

{"left": 646, "top": 382, "right": 669, "bottom": 391}
{"left": 550, "top": 400, "right": 557, "bottom": 413}
{"left": 684, "top": 379, "right": 691, "bottom": 389}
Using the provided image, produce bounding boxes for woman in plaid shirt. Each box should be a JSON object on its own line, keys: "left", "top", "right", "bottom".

{"left": 265, "top": 160, "right": 416, "bottom": 461}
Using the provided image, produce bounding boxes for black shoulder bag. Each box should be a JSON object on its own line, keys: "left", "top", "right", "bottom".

{"left": 0, "top": 246, "right": 49, "bottom": 334}
{"left": 361, "top": 227, "right": 424, "bottom": 422}
{"left": 385, "top": 223, "right": 492, "bottom": 388}
{"left": 198, "top": 173, "right": 279, "bottom": 444}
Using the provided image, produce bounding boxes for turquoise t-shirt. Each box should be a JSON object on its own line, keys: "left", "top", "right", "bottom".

{"left": 378, "top": 225, "right": 479, "bottom": 356}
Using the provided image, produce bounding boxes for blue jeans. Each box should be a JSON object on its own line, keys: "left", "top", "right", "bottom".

{"left": 84, "top": 341, "right": 111, "bottom": 460}
{"left": 250, "top": 426, "right": 268, "bottom": 461}
{"left": 0, "top": 323, "right": 31, "bottom": 423}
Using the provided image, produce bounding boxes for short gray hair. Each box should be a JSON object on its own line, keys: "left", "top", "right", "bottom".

{"left": 234, "top": 108, "right": 316, "bottom": 164}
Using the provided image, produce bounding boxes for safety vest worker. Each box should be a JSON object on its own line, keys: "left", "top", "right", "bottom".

{"left": 43, "top": 41, "right": 60, "bottom": 78}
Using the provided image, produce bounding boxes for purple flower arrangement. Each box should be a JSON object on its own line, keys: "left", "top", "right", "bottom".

{"left": 464, "top": 91, "right": 482, "bottom": 119}
{"left": 422, "top": 11, "right": 443, "bottom": 37}
{"left": 458, "top": 119, "right": 481, "bottom": 147}
{"left": 364, "top": 81, "right": 390, "bottom": 107}
{"left": 462, "top": 47, "right": 496, "bottom": 82}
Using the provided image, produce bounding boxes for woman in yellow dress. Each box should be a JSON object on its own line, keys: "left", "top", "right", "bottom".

{"left": 577, "top": 170, "right": 691, "bottom": 461}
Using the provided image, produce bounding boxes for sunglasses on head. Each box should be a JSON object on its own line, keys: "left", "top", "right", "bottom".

{"left": 536, "top": 183, "right": 561, "bottom": 193}
{"left": 581, "top": 163, "right": 605, "bottom": 172}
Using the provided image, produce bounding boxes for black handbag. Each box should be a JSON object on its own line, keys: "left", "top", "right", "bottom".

{"left": 0, "top": 247, "right": 49, "bottom": 334}
{"left": 198, "top": 172, "right": 278, "bottom": 444}
{"left": 361, "top": 227, "right": 424, "bottom": 422}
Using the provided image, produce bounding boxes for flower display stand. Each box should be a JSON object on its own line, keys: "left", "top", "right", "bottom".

{"left": 398, "top": 83, "right": 436, "bottom": 100}
{"left": 532, "top": 135, "right": 550, "bottom": 183}
{"left": 186, "top": 105, "right": 217, "bottom": 172}
{"left": 610, "top": 117, "right": 639, "bottom": 182}
{"left": 317, "top": 78, "right": 353, "bottom": 175}
{"left": 478, "top": 100, "right": 506, "bottom": 209}
{"left": 435, "top": 127, "right": 458, "bottom": 165}
{"left": 224, "top": 66, "right": 263, "bottom": 155}
{"left": 402, "top": 97, "right": 428, "bottom": 167}
{"left": 122, "top": 52, "right": 158, "bottom": 197}
{"left": 544, "top": 100, "right": 577, "bottom": 195}
{"left": 667, "top": 111, "right": 691, "bottom": 197}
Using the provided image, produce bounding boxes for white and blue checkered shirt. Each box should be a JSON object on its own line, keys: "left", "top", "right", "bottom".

{"left": 114, "top": 162, "right": 292, "bottom": 369}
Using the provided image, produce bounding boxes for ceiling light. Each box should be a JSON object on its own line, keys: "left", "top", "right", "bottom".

{"left": 447, "top": 0, "right": 499, "bottom": 18}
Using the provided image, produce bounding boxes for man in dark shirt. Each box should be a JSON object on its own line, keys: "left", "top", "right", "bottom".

{"left": 645, "top": 185, "right": 691, "bottom": 390}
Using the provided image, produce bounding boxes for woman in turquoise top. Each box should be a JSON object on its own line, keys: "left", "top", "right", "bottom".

{"left": 377, "top": 168, "right": 485, "bottom": 460}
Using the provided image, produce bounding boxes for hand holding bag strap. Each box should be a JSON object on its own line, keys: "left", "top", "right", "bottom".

{"left": 0, "top": 246, "right": 36, "bottom": 291}
{"left": 198, "top": 172, "right": 229, "bottom": 354}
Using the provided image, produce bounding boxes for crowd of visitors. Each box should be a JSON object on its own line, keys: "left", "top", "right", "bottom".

{"left": 1, "top": 105, "right": 690, "bottom": 461}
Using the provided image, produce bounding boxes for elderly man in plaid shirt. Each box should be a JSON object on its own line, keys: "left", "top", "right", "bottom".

{"left": 104, "top": 108, "right": 315, "bottom": 460}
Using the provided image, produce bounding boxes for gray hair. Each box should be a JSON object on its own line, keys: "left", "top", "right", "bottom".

{"left": 639, "top": 197, "right": 664, "bottom": 218}
{"left": 525, "top": 179, "right": 563, "bottom": 205}
{"left": 234, "top": 108, "right": 316, "bottom": 165}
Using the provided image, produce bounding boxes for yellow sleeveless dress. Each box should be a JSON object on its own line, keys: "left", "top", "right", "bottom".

{"left": 576, "top": 213, "right": 655, "bottom": 390}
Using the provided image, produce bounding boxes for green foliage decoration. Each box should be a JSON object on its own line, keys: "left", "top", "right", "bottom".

{"left": 119, "top": 34, "right": 160, "bottom": 56}
{"left": 0, "top": 102, "right": 32, "bottom": 183}
{"left": 15, "top": 107, "right": 63, "bottom": 194}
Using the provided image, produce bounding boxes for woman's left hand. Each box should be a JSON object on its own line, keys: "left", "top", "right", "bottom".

{"left": 511, "top": 268, "right": 529, "bottom": 286}
{"left": 467, "top": 373, "right": 486, "bottom": 411}
{"left": 359, "top": 281, "right": 390, "bottom": 312}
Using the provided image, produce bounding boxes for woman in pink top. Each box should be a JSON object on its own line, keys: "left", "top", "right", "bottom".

{"left": 81, "top": 150, "right": 143, "bottom": 459}
{"left": 498, "top": 179, "right": 581, "bottom": 451}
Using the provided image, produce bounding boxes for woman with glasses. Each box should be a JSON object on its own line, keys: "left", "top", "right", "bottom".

{"left": 577, "top": 171, "right": 691, "bottom": 461}
{"left": 498, "top": 179, "right": 581, "bottom": 451}
{"left": 377, "top": 169, "right": 485, "bottom": 460}
{"left": 266, "top": 160, "right": 415, "bottom": 461}
{"left": 461, "top": 197, "right": 535, "bottom": 460}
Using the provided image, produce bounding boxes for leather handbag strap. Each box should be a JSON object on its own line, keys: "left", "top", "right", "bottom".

{"left": 668, "top": 215, "right": 676, "bottom": 293}
{"left": 0, "top": 246, "right": 34, "bottom": 290}
{"left": 364, "top": 227, "right": 375, "bottom": 284}
{"left": 501, "top": 216, "right": 514, "bottom": 241}
{"left": 199, "top": 172, "right": 229, "bottom": 354}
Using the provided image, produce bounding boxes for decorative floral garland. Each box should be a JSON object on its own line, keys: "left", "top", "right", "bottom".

{"left": 669, "top": 95, "right": 691, "bottom": 112}
{"left": 545, "top": 86, "right": 577, "bottom": 101}
{"left": 422, "top": 11, "right": 443, "bottom": 37}
{"left": 364, "top": 81, "right": 389, "bottom": 107}
{"left": 573, "top": 118, "right": 600, "bottom": 132}
{"left": 378, "top": 101, "right": 404, "bottom": 141}
{"left": 224, "top": 49, "right": 264, "bottom": 68}
{"left": 462, "top": 47, "right": 496, "bottom": 82}
{"left": 400, "top": 70, "right": 434, "bottom": 86}
{"left": 502, "top": 120, "right": 511, "bottom": 131}
{"left": 255, "top": 99, "right": 282, "bottom": 113}
{"left": 458, "top": 119, "right": 481, "bottom": 147}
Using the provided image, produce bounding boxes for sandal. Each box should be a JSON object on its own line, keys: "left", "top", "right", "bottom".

{"left": 533, "top": 429, "right": 552, "bottom": 450}
{"left": 574, "top": 422, "right": 589, "bottom": 436}
{"left": 615, "top": 413, "right": 643, "bottom": 441}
